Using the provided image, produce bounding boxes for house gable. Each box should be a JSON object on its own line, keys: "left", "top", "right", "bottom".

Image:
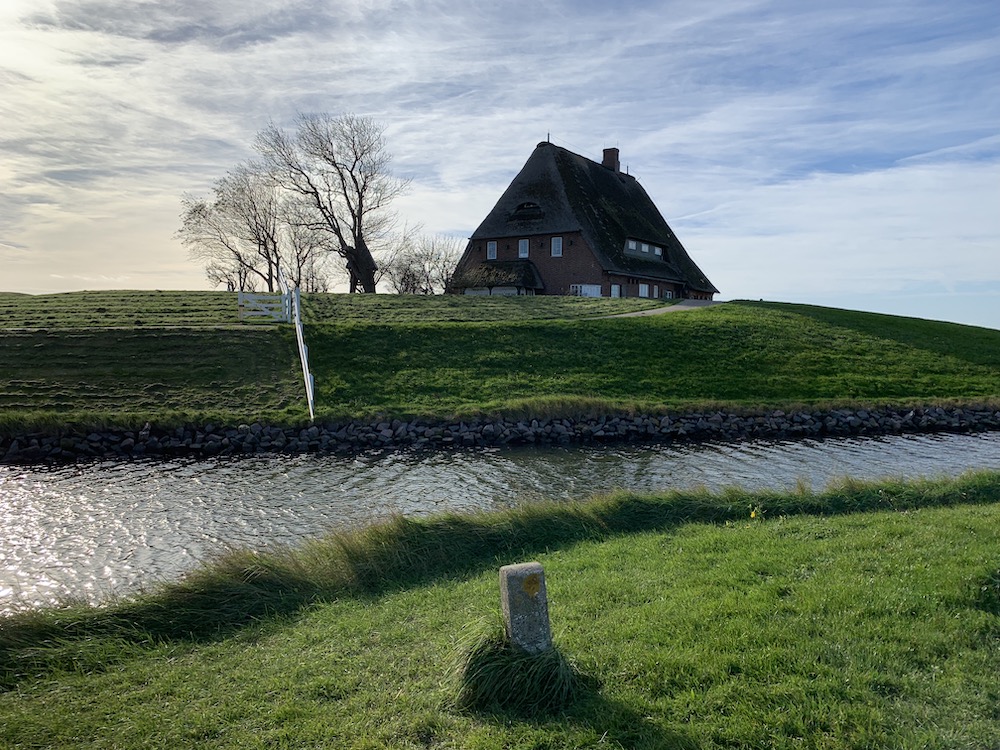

{"left": 453, "top": 141, "right": 718, "bottom": 298}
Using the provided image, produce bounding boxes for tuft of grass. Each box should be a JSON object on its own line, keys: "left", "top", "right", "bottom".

{"left": 451, "top": 617, "right": 587, "bottom": 716}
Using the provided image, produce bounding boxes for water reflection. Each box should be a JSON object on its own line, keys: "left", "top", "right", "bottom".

{"left": 2, "top": 432, "right": 999, "bottom": 612}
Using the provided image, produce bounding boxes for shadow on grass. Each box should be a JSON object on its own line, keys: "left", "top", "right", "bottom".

{"left": 2, "top": 470, "right": 999, "bottom": 688}
{"left": 471, "top": 691, "right": 699, "bottom": 750}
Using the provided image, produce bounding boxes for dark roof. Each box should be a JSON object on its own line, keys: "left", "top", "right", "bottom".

{"left": 469, "top": 142, "right": 718, "bottom": 294}
{"left": 451, "top": 259, "right": 544, "bottom": 291}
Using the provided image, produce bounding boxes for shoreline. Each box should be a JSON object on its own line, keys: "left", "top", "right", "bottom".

{"left": 3, "top": 403, "right": 999, "bottom": 464}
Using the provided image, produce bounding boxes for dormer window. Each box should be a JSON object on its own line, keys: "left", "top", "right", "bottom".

{"left": 625, "top": 239, "right": 666, "bottom": 259}
{"left": 509, "top": 201, "right": 544, "bottom": 221}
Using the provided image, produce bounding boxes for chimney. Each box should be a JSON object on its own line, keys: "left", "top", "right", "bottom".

{"left": 602, "top": 147, "right": 620, "bottom": 172}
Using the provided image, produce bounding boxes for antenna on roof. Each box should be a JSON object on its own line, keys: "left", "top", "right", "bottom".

{"left": 546, "top": 132, "right": 550, "bottom": 143}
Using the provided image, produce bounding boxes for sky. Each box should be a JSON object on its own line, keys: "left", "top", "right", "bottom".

{"left": 1, "top": 0, "right": 998, "bottom": 329}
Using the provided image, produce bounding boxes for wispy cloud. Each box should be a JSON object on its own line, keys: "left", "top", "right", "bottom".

{"left": 0, "top": 0, "right": 997, "bottom": 326}
{"left": 23, "top": 0, "right": 354, "bottom": 49}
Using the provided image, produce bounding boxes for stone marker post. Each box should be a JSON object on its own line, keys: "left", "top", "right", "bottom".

{"left": 499, "top": 561, "right": 552, "bottom": 654}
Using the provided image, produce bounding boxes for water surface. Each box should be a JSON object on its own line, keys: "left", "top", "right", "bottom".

{"left": 2, "top": 432, "right": 999, "bottom": 612}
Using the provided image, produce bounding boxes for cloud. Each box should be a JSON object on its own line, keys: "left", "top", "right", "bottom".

{"left": 22, "top": 0, "right": 352, "bottom": 49}
{"left": 678, "top": 158, "right": 1000, "bottom": 301}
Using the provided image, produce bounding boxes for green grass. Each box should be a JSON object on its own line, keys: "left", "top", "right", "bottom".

{"left": 1, "top": 292, "right": 999, "bottom": 430}
{"left": 0, "top": 328, "right": 304, "bottom": 431}
{"left": 0, "top": 290, "right": 243, "bottom": 329}
{"left": 0, "top": 290, "right": 664, "bottom": 330}
{"left": 452, "top": 619, "right": 586, "bottom": 716}
{"left": 2, "top": 472, "right": 1000, "bottom": 748}
{"left": 308, "top": 300, "right": 1000, "bottom": 418}
{"left": 300, "top": 291, "right": 669, "bottom": 322}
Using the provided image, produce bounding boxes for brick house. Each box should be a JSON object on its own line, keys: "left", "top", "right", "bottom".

{"left": 450, "top": 141, "right": 718, "bottom": 300}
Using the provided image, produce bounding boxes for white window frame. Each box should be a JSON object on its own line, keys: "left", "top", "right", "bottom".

{"left": 486, "top": 241, "right": 497, "bottom": 260}
{"left": 518, "top": 239, "right": 529, "bottom": 258}
{"left": 654, "top": 246, "right": 662, "bottom": 256}
{"left": 610, "top": 284, "right": 621, "bottom": 298}
{"left": 640, "top": 243, "right": 649, "bottom": 253}
{"left": 570, "top": 284, "right": 603, "bottom": 298}
{"left": 550, "top": 236, "right": 563, "bottom": 257}
{"left": 639, "top": 283, "right": 650, "bottom": 298}
{"left": 627, "top": 239, "right": 637, "bottom": 251}
{"left": 665, "top": 290, "right": 673, "bottom": 299}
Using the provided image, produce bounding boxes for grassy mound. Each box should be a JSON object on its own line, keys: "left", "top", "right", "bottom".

{"left": 451, "top": 619, "right": 586, "bottom": 716}
{"left": 1, "top": 293, "right": 998, "bottom": 431}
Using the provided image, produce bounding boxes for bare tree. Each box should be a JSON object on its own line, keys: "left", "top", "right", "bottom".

{"left": 178, "top": 161, "right": 337, "bottom": 292}
{"left": 179, "top": 163, "right": 285, "bottom": 292}
{"left": 284, "top": 202, "right": 337, "bottom": 292}
{"left": 255, "top": 113, "right": 408, "bottom": 293}
{"left": 381, "top": 234, "right": 465, "bottom": 294}
{"left": 423, "top": 234, "right": 464, "bottom": 293}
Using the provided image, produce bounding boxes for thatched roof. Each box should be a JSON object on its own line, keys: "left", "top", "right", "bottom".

{"left": 468, "top": 142, "right": 717, "bottom": 294}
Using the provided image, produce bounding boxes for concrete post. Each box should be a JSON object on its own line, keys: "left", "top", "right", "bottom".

{"left": 499, "top": 561, "right": 552, "bottom": 654}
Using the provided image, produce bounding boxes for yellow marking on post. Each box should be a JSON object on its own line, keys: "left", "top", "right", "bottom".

{"left": 522, "top": 573, "right": 541, "bottom": 597}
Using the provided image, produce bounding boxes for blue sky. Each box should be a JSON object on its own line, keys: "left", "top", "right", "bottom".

{"left": 1, "top": 0, "right": 998, "bottom": 328}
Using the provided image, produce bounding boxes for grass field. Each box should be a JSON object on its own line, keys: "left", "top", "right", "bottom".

{"left": 1, "top": 292, "right": 999, "bottom": 432}
{"left": 2, "top": 472, "right": 999, "bottom": 748}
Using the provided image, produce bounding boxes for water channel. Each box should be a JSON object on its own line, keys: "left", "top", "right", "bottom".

{"left": 2, "top": 431, "right": 999, "bottom": 613}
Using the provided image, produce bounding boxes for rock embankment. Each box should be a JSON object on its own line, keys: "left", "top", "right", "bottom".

{"left": 2, "top": 405, "right": 999, "bottom": 463}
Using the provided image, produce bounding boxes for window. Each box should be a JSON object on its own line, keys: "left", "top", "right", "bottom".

{"left": 570, "top": 284, "right": 603, "bottom": 298}
{"left": 510, "top": 201, "right": 544, "bottom": 220}
{"left": 640, "top": 243, "right": 649, "bottom": 253}
{"left": 550, "top": 236, "right": 563, "bottom": 257}
{"left": 627, "top": 239, "right": 638, "bottom": 251}
{"left": 654, "top": 246, "right": 662, "bottom": 256}
{"left": 653, "top": 285, "right": 659, "bottom": 298}
{"left": 518, "top": 239, "right": 529, "bottom": 258}
{"left": 639, "top": 283, "right": 650, "bottom": 298}
{"left": 610, "top": 284, "right": 621, "bottom": 298}
{"left": 665, "top": 290, "right": 673, "bottom": 299}
{"left": 486, "top": 241, "right": 497, "bottom": 260}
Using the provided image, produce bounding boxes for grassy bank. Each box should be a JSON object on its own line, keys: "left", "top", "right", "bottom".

{"left": 1, "top": 292, "right": 999, "bottom": 432}
{"left": 2, "top": 472, "right": 1000, "bottom": 748}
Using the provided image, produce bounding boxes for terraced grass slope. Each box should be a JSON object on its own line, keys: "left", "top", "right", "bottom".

{"left": 1, "top": 291, "right": 998, "bottom": 429}
{"left": 0, "top": 290, "right": 242, "bottom": 329}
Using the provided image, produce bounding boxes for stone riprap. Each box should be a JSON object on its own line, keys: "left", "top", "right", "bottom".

{"left": 1, "top": 405, "right": 999, "bottom": 463}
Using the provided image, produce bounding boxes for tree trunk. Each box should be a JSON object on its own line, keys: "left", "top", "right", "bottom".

{"left": 348, "top": 240, "right": 379, "bottom": 293}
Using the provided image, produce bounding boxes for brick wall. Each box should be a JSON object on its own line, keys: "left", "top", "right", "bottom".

{"left": 466, "top": 232, "right": 697, "bottom": 299}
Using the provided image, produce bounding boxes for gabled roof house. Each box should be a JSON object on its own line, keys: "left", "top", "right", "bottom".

{"left": 451, "top": 141, "right": 718, "bottom": 300}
